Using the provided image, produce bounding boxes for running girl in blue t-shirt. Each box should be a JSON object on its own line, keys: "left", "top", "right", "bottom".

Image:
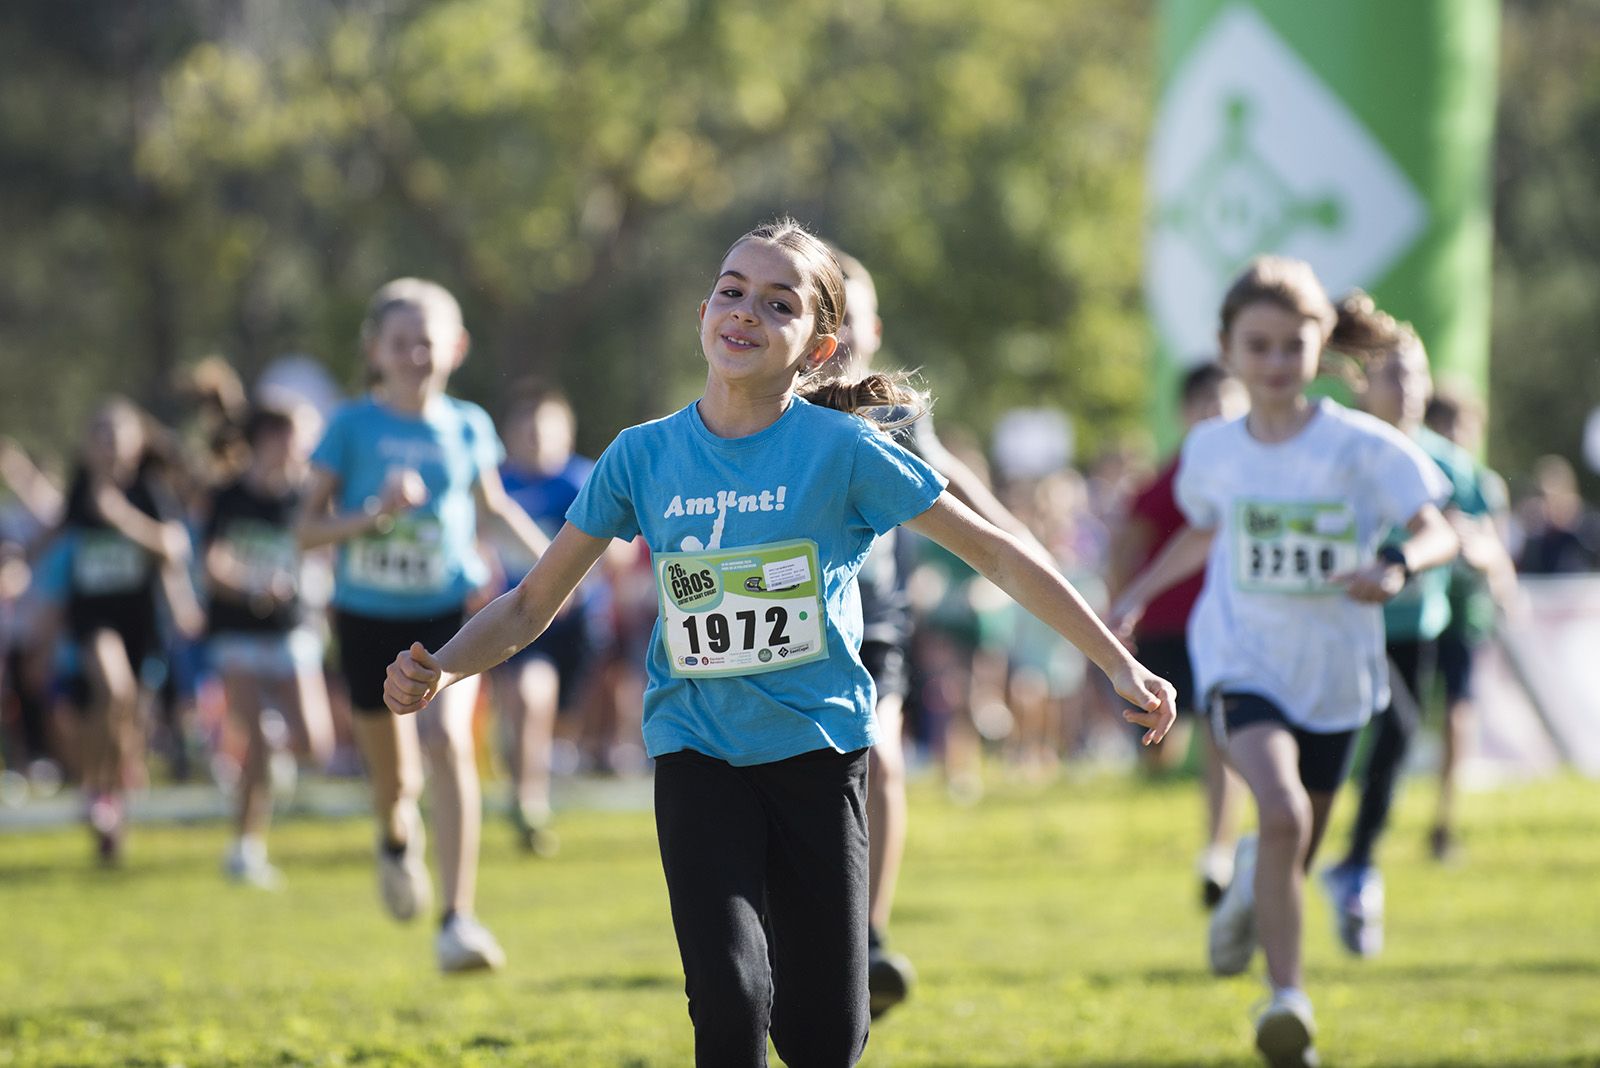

{"left": 488, "top": 384, "right": 595, "bottom": 856}
{"left": 298, "top": 277, "right": 550, "bottom": 973}
{"left": 383, "top": 221, "right": 1176, "bottom": 1065}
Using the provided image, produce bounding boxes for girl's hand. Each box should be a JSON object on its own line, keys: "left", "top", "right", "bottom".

{"left": 1112, "top": 659, "right": 1178, "bottom": 746}
{"left": 158, "top": 523, "right": 193, "bottom": 565}
{"left": 385, "top": 641, "right": 446, "bottom": 716}
{"left": 1334, "top": 560, "right": 1406, "bottom": 603}
{"left": 1107, "top": 593, "right": 1147, "bottom": 642}
{"left": 379, "top": 468, "right": 429, "bottom": 515}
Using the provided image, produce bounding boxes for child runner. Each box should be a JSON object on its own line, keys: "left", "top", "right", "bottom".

{"left": 1111, "top": 257, "right": 1457, "bottom": 1068}
{"left": 1319, "top": 311, "right": 1501, "bottom": 954}
{"left": 203, "top": 406, "right": 334, "bottom": 888}
{"left": 383, "top": 219, "right": 1176, "bottom": 1066}
{"left": 1420, "top": 389, "right": 1516, "bottom": 861}
{"left": 1109, "top": 361, "right": 1249, "bottom": 908}
{"left": 488, "top": 384, "right": 594, "bottom": 855}
{"left": 298, "top": 277, "right": 550, "bottom": 972}
{"left": 60, "top": 399, "right": 198, "bottom": 863}
{"left": 822, "top": 245, "right": 1046, "bottom": 1019}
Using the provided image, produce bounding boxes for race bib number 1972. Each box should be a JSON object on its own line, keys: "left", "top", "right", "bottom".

{"left": 657, "top": 539, "right": 828, "bottom": 678}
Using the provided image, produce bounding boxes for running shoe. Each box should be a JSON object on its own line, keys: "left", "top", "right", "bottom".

{"left": 867, "top": 942, "right": 917, "bottom": 1020}
{"left": 1320, "top": 862, "right": 1384, "bottom": 958}
{"left": 223, "top": 844, "right": 284, "bottom": 891}
{"left": 88, "top": 793, "right": 125, "bottom": 868}
{"left": 377, "top": 801, "right": 431, "bottom": 922}
{"left": 1428, "top": 825, "right": 1460, "bottom": 865}
{"left": 1199, "top": 843, "right": 1236, "bottom": 910}
{"left": 436, "top": 913, "right": 507, "bottom": 973}
{"left": 511, "top": 802, "right": 559, "bottom": 858}
{"left": 1208, "top": 834, "right": 1257, "bottom": 976}
{"left": 1254, "top": 988, "right": 1319, "bottom": 1067}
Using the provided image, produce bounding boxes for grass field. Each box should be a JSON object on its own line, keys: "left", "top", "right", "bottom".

{"left": 2, "top": 772, "right": 1598, "bottom": 1067}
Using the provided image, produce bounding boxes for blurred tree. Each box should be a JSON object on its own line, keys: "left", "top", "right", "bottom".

{"left": 3, "top": 0, "right": 1593, "bottom": 499}
{"left": 1, "top": 0, "right": 1153, "bottom": 465}
{"left": 1489, "top": 0, "right": 1600, "bottom": 494}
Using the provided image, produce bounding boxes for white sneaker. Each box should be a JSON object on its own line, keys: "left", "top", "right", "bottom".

{"left": 377, "top": 802, "right": 431, "bottom": 922}
{"left": 1199, "top": 843, "right": 1236, "bottom": 909}
{"left": 1208, "top": 834, "right": 1257, "bottom": 976}
{"left": 436, "top": 913, "right": 507, "bottom": 973}
{"left": 224, "top": 839, "right": 284, "bottom": 890}
{"left": 1254, "top": 988, "right": 1318, "bottom": 1067}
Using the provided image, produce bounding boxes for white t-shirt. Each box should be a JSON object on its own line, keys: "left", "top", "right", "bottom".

{"left": 1176, "top": 400, "right": 1448, "bottom": 733}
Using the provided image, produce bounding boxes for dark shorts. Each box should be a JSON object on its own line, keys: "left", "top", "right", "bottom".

{"left": 1435, "top": 629, "right": 1478, "bottom": 705}
{"left": 1131, "top": 632, "right": 1196, "bottom": 713}
{"left": 498, "top": 608, "right": 592, "bottom": 709}
{"left": 860, "top": 639, "right": 909, "bottom": 703}
{"left": 1210, "top": 692, "right": 1359, "bottom": 794}
{"left": 68, "top": 613, "right": 157, "bottom": 683}
{"left": 334, "top": 608, "right": 466, "bottom": 713}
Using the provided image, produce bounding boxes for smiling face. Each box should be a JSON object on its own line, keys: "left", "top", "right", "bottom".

{"left": 1219, "top": 300, "right": 1324, "bottom": 411}
{"left": 698, "top": 239, "right": 837, "bottom": 392}
{"left": 367, "top": 302, "right": 464, "bottom": 398}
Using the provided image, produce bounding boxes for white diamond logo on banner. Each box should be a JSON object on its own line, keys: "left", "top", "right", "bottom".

{"left": 1145, "top": 4, "right": 1427, "bottom": 364}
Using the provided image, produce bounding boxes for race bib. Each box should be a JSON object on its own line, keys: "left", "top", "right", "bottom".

{"left": 73, "top": 531, "right": 149, "bottom": 596}
{"left": 346, "top": 517, "right": 448, "bottom": 593}
{"left": 224, "top": 521, "right": 300, "bottom": 594}
{"left": 656, "top": 539, "right": 828, "bottom": 678}
{"left": 1234, "top": 500, "right": 1359, "bottom": 594}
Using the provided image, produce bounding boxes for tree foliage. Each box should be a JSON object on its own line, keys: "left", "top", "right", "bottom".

{"left": 1, "top": 0, "right": 1593, "bottom": 491}
{"left": 1490, "top": 0, "right": 1600, "bottom": 491}
{"left": 1, "top": 0, "right": 1153, "bottom": 461}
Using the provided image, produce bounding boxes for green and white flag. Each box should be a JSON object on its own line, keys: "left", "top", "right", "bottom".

{"left": 1145, "top": 1, "right": 1499, "bottom": 442}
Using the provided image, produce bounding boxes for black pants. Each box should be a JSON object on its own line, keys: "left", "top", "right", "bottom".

{"left": 654, "top": 746, "right": 871, "bottom": 1068}
{"left": 1346, "top": 639, "right": 1437, "bottom": 868}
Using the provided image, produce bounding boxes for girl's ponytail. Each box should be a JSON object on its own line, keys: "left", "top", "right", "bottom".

{"left": 798, "top": 370, "right": 931, "bottom": 432}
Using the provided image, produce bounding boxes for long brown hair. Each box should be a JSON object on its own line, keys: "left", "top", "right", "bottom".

{"left": 717, "top": 219, "right": 930, "bottom": 431}
{"left": 1219, "top": 255, "right": 1422, "bottom": 387}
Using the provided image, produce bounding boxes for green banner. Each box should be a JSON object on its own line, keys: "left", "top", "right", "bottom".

{"left": 1145, "top": 0, "right": 1499, "bottom": 445}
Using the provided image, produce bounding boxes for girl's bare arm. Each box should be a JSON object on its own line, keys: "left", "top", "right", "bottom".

{"left": 385, "top": 522, "right": 610, "bottom": 714}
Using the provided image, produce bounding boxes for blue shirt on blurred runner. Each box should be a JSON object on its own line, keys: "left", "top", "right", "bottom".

{"left": 311, "top": 396, "right": 503, "bottom": 619}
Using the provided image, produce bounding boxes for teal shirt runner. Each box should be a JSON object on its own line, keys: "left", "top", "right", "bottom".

{"left": 566, "top": 397, "right": 947, "bottom": 767}
{"left": 1382, "top": 426, "right": 1487, "bottom": 642}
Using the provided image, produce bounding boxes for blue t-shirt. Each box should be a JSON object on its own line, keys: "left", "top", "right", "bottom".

{"left": 311, "top": 396, "right": 503, "bottom": 619}
{"left": 497, "top": 455, "right": 594, "bottom": 585}
{"left": 566, "top": 397, "right": 947, "bottom": 766}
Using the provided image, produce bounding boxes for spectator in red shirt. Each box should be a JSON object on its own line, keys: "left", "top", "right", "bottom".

{"left": 1109, "top": 361, "right": 1248, "bottom": 908}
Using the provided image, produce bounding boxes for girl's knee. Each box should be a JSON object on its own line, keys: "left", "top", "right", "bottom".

{"left": 1256, "top": 788, "right": 1313, "bottom": 844}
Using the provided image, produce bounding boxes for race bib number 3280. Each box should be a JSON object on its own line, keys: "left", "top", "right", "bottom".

{"left": 1233, "top": 499, "right": 1360, "bottom": 595}
{"left": 656, "top": 539, "right": 828, "bottom": 678}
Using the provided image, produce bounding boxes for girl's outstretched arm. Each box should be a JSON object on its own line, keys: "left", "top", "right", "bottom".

{"left": 385, "top": 522, "right": 609, "bottom": 715}
{"left": 903, "top": 492, "right": 1177, "bottom": 745}
{"left": 1107, "top": 524, "right": 1215, "bottom": 638}
{"left": 474, "top": 465, "right": 552, "bottom": 561}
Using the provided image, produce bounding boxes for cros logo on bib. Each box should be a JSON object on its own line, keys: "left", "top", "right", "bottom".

{"left": 657, "top": 539, "right": 828, "bottom": 678}
{"left": 1234, "top": 499, "right": 1359, "bottom": 594}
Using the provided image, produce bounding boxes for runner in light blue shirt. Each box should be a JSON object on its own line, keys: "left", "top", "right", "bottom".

{"left": 380, "top": 219, "right": 1175, "bottom": 1067}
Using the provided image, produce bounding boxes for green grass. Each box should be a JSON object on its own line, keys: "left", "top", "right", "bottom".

{"left": 3, "top": 773, "right": 1598, "bottom": 1067}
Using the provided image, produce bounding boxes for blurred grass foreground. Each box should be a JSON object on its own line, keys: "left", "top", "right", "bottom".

{"left": 2, "top": 774, "right": 1598, "bottom": 1067}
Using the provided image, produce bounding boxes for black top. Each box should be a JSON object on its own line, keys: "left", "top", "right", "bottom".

{"left": 203, "top": 477, "right": 304, "bottom": 635}
{"left": 63, "top": 469, "right": 171, "bottom": 637}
